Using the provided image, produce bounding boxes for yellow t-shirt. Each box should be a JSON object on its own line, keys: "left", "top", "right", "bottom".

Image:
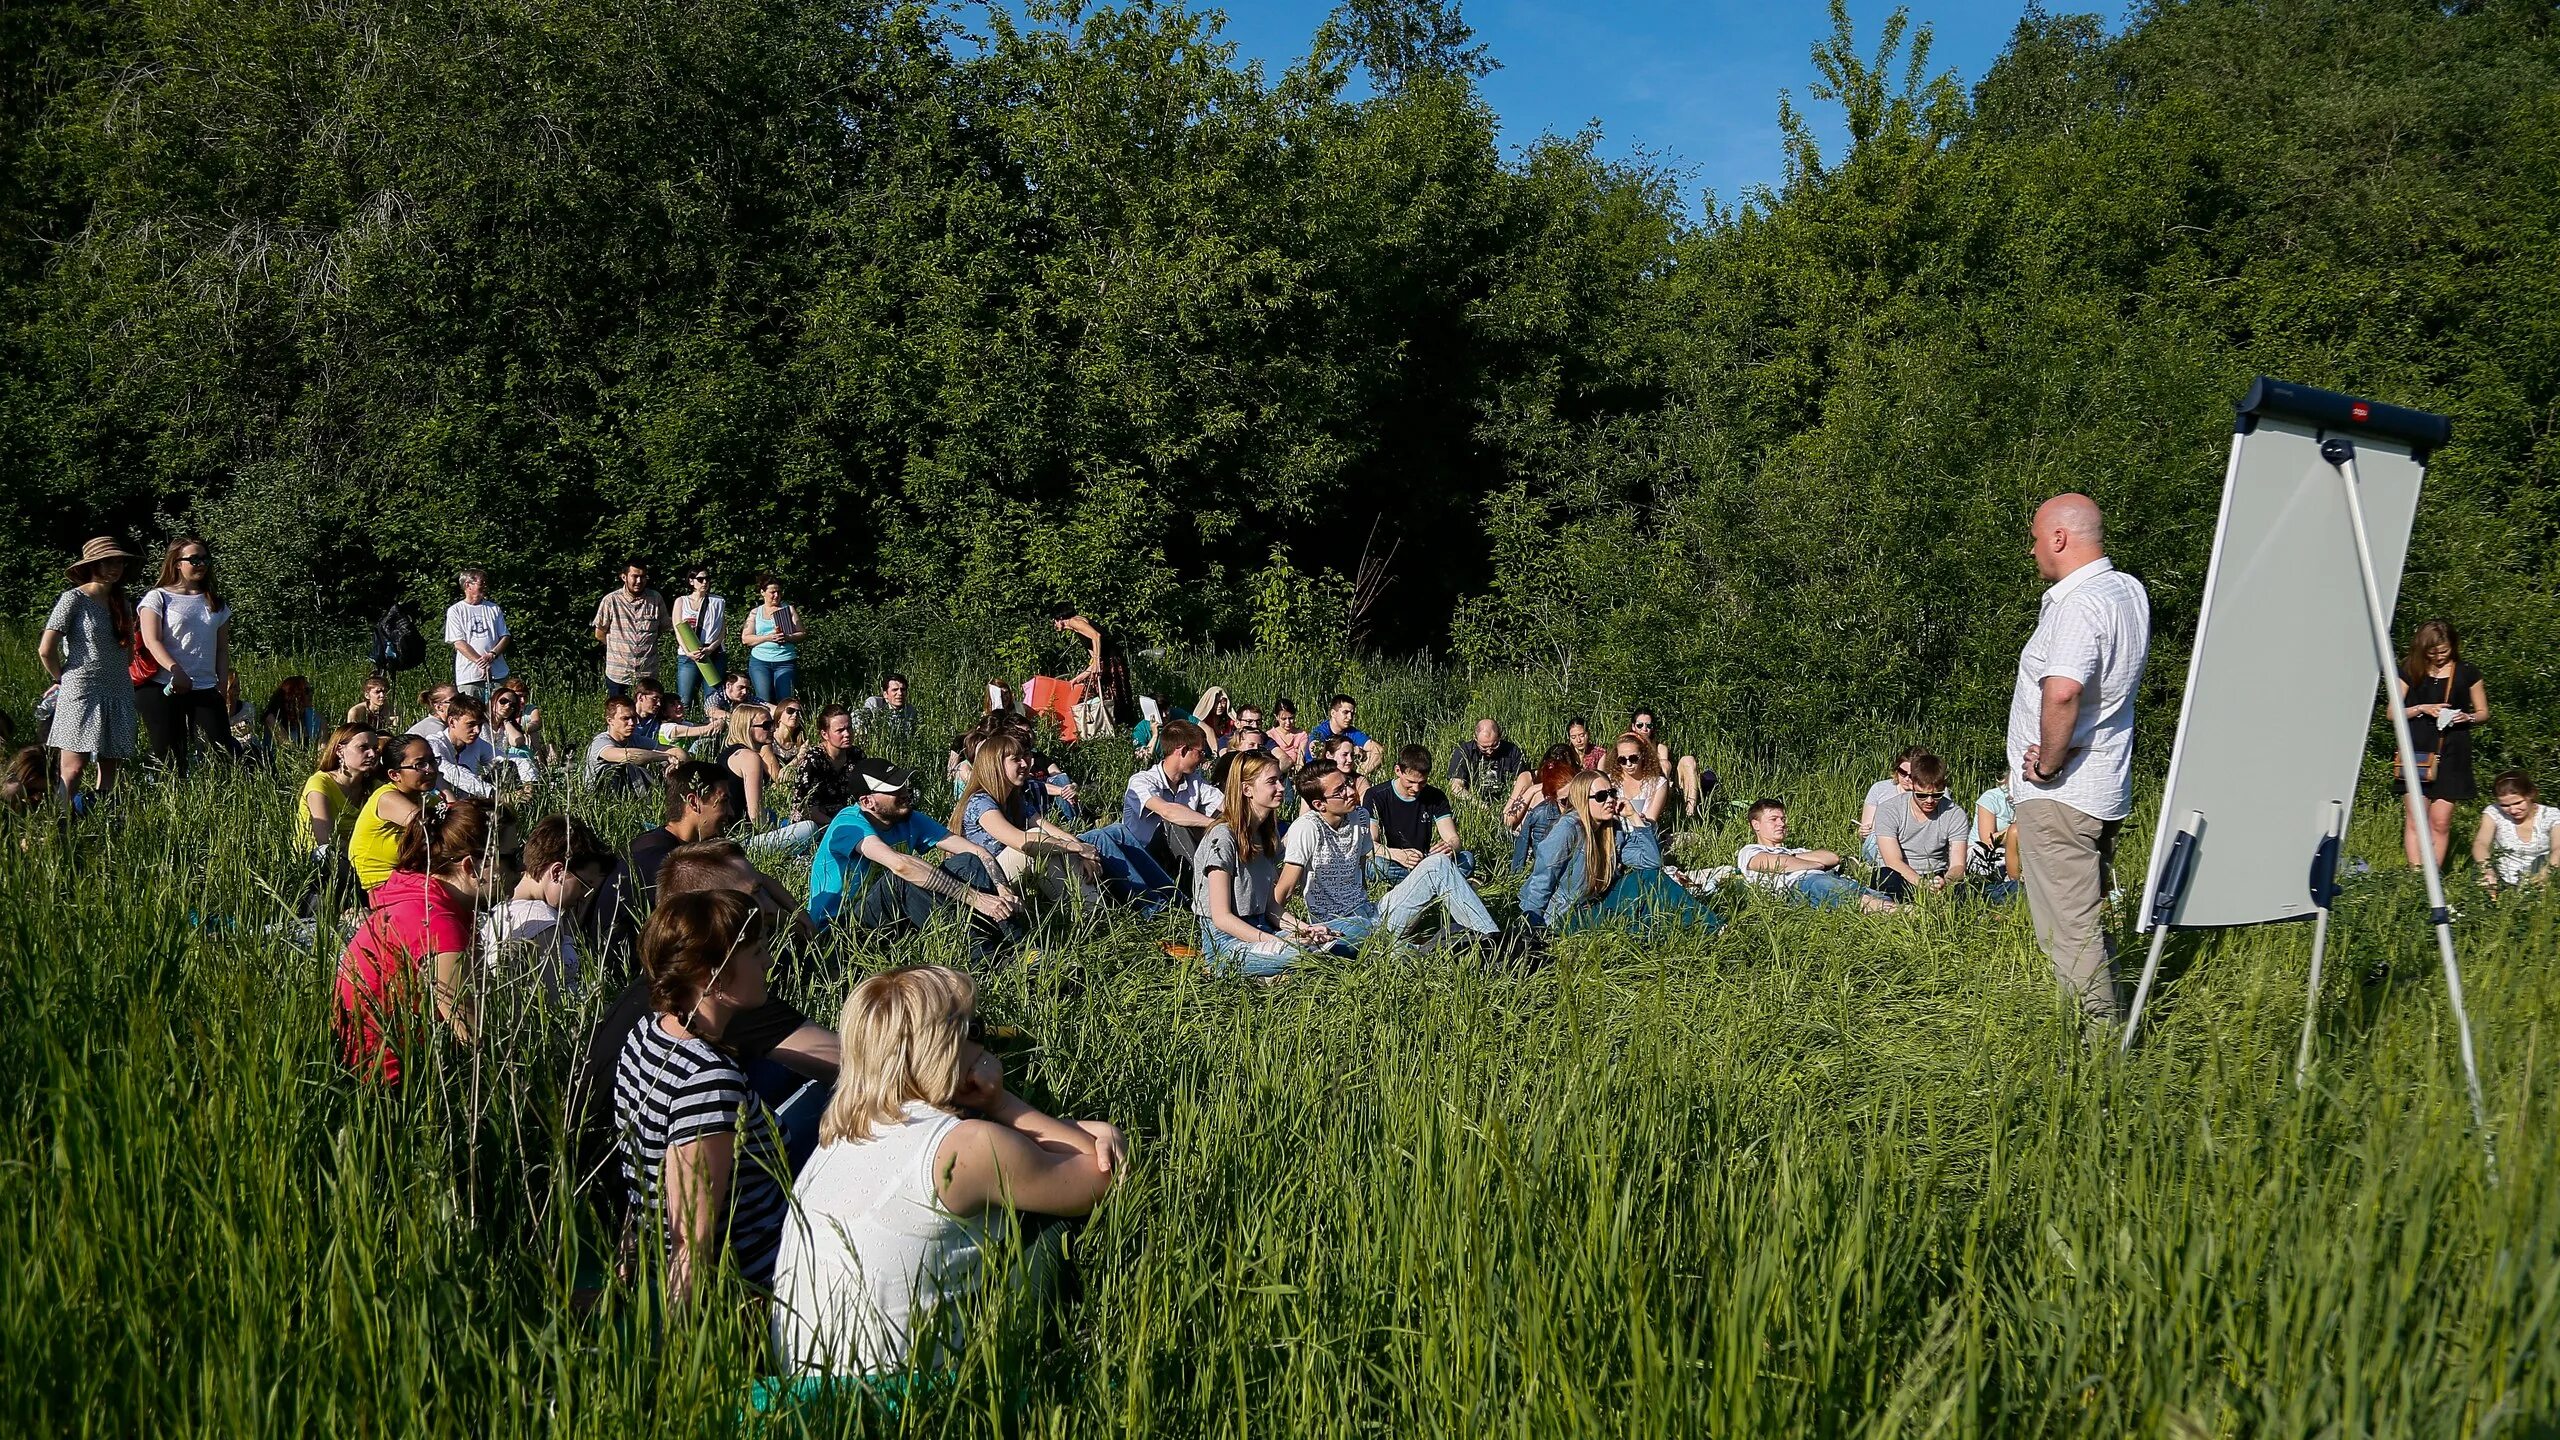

{"left": 349, "top": 786, "right": 408, "bottom": 891}
{"left": 298, "top": 771, "right": 352, "bottom": 852}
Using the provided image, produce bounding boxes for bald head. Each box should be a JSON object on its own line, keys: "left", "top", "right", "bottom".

{"left": 2030, "top": 492, "right": 2107, "bottom": 582}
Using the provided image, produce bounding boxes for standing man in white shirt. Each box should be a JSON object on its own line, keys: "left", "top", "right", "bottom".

{"left": 2010, "top": 493, "right": 2151, "bottom": 1026}
{"left": 444, "top": 569, "right": 511, "bottom": 702}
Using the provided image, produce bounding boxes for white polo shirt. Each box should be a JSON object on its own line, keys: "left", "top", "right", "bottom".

{"left": 2007, "top": 557, "right": 2150, "bottom": 821}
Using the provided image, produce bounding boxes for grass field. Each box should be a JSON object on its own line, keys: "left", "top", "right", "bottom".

{"left": 2, "top": 641, "right": 2552, "bottom": 1437}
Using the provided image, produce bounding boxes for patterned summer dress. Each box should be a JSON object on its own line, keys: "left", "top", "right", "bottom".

{"left": 44, "top": 588, "right": 137, "bottom": 760}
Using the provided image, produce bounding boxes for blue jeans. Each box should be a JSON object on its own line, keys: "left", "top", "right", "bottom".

{"left": 841, "top": 852, "right": 1023, "bottom": 961}
{"left": 1369, "top": 850, "right": 1476, "bottom": 885}
{"left": 1792, "top": 870, "right": 1888, "bottom": 910}
{"left": 1618, "top": 825, "right": 1666, "bottom": 871}
{"left": 1328, "top": 852, "right": 1499, "bottom": 948}
{"left": 1085, "top": 822, "right": 1178, "bottom": 914}
{"left": 1552, "top": 869, "right": 1722, "bottom": 936}
{"left": 1199, "top": 915, "right": 1304, "bottom": 978}
{"left": 675, "top": 653, "right": 720, "bottom": 709}
{"left": 749, "top": 656, "right": 797, "bottom": 703}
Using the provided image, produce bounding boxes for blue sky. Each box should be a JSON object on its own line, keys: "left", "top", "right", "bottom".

{"left": 1002, "top": 2, "right": 2057, "bottom": 212}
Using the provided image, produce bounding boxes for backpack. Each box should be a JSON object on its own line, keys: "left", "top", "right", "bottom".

{"left": 372, "top": 602, "right": 426, "bottom": 673}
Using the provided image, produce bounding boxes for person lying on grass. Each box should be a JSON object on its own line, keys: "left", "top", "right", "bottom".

{"left": 1736, "top": 799, "right": 1895, "bottom": 913}
{"left": 335, "top": 795, "right": 496, "bottom": 1084}
{"left": 771, "top": 964, "right": 1122, "bottom": 1377}
{"left": 1519, "top": 770, "right": 1720, "bottom": 935}
{"left": 1276, "top": 759, "right": 1500, "bottom": 950}
{"left": 615, "top": 888, "right": 791, "bottom": 1305}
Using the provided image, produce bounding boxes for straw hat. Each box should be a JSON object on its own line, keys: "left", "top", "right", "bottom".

{"left": 65, "top": 536, "right": 138, "bottom": 580}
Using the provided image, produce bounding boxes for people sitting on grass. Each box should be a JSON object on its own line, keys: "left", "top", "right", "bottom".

{"left": 1193, "top": 686, "right": 1237, "bottom": 751}
{"left": 1308, "top": 694, "right": 1383, "bottom": 776}
{"left": 1629, "top": 708, "right": 1713, "bottom": 821}
{"left": 346, "top": 673, "right": 397, "bottom": 735}
{"left": 721, "top": 702, "right": 818, "bottom": 855}
{"left": 1370, "top": 744, "right": 1472, "bottom": 881}
{"left": 406, "top": 683, "right": 457, "bottom": 738}
{"left": 1228, "top": 702, "right": 1273, "bottom": 757}
{"left": 1609, "top": 732, "right": 1672, "bottom": 869}
{"left": 335, "top": 795, "right": 493, "bottom": 1084}
{"left": 631, "top": 678, "right": 721, "bottom": 752}
{"left": 1519, "top": 771, "right": 1720, "bottom": 935}
{"left": 258, "top": 676, "right": 323, "bottom": 749}
{"left": 793, "top": 704, "right": 865, "bottom": 828}
{"left": 1267, "top": 698, "right": 1310, "bottom": 772}
{"left": 1737, "top": 799, "right": 1895, "bottom": 912}
{"left": 1316, "top": 734, "right": 1369, "bottom": 814}
{"left": 1193, "top": 752, "right": 1336, "bottom": 976}
{"left": 1115, "top": 719, "right": 1220, "bottom": 887}
{"left": 571, "top": 839, "right": 837, "bottom": 1233}
{"left": 953, "top": 733, "right": 1164, "bottom": 912}
{"left": 2475, "top": 770, "right": 2559, "bottom": 895}
{"left": 1445, "top": 719, "right": 1526, "bottom": 804}
{"left": 1565, "top": 718, "right": 1603, "bottom": 775}
{"left": 770, "top": 699, "right": 808, "bottom": 769}
{"left": 1509, "top": 745, "right": 1578, "bottom": 872}
{"left": 704, "top": 671, "right": 754, "bottom": 731}
{"left": 614, "top": 888, "right": 792, "bottom": 1304}
{"left": 1858, "top": 748, "right": 1920, "bottom": 864}
{"left": 859, "top": 674, "right": 916, "bottom": 740}
{"left": 424, "top": 693, "right": 498, "bottom": 801}
{"left": 351, "top": 734, "right": 440, "bottom": 893}
{"left": 481, "top": 814, "right": 613, "bottom": 995}
{"left": 772, "top": 965, "right": 1121, "bottom": 1377}
{"left": 584, "top": 698, "right": 679, "bottom": 797}
{"left": 593, "top": 761, "right": 743, "bottom": 952}
{"left": 1971, "top": 782, "right": 2021, "bottom": 888}
{"left": 300, "top": 724, "right": 380, "bottom": 863}
{"left": 487, "top": 679, "right": 553, "bottom": 779}
{"left": 1871, "top": 752, "right": 1972, "bottom": 901}
{"left": 805, "top": 759, "right": 1023, "bottom": 962}
{"left": 1279, "top": 759, "right": 1500, "bottom": 950}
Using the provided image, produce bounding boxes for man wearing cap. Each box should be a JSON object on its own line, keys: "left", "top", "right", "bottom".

{"left": 39, "top": 537, "right": 142, "bottom": 803}
{"left": 806, "top": 758, "right": 1025, "bottom": 958}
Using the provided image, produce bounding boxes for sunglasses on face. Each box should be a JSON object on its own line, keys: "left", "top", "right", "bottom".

{"left": 178, "top": 553, "right": 210, "bottom": 565}
{"left": 1589, "top": 789, "right": 1619, "bottom": 804}
{"left": 1631, "top": 720, "right": 1653, "bottom": 730}
{"left": 1616, "top": 754, "right": 1642, "bottom": 766}
{"left": 1911, "top": 790, "right": 1948, "bottom": 802}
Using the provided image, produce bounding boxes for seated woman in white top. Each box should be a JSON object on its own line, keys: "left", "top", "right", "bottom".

{"left": 2474, "top": 770, "right": 2560, "bottom": 895}
{"left": 771, "top": 965, "right": 1123, "bottom": 1377}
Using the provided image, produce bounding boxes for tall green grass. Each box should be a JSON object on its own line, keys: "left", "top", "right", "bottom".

{"left": 1, "top": 642, "right": 2551, "bottom": 1436}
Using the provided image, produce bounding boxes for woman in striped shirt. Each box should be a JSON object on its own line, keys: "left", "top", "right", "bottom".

{"left": 615, "top": 888, "right": 792, "bottom": 1303}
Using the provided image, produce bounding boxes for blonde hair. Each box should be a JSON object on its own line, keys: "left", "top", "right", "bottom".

{"left": 1611, "top": 731, "right": 1661, "bottom": 782}
{"left": 821, "top": 965, "right": 977, "bottom": 1145}
{"left": 724, "top": 700, "right": 770, "bottom": 750}
{"left": 1220, "top": 751, "right": 1281, "bottom": 866}
{"left": 1563, "top": 769, "right": 1620, "bottom": 902}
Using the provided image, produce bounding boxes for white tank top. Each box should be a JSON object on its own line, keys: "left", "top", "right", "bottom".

{"left": 769, "top": 1101, "right": 1013, "bottom": 1375}
{"left": 2489, "top": 804, "right": 2560, "bottom": 885}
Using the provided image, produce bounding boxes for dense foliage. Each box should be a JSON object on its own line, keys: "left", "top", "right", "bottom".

{"left": 3, "top": 0, "right": 2555, "bottom": 763}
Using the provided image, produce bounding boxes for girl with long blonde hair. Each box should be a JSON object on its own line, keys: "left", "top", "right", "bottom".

{"left": 1518, "top": 770, "right": 1718, "bottom": 935}
{"left": 1191, "top": 752, "right": 1337, "bottom": 976}
{"left": 721, "top": 701, "right": 815, "bottom": 854}
{"left": 772, "top": 965, "right": 1122, "bottom": 1376}
{"left": 949, "top": 732, "right": 1109, "bottom": 907}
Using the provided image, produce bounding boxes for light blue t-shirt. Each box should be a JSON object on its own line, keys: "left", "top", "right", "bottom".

{"left": 1975, "top": 785, "right": 2015, "bottom": 834}
{"left": 807, "top": 805, "right": 951, "bottom": 923}
{"left": 745, "top": 604, "right": 800, "bottom": 663}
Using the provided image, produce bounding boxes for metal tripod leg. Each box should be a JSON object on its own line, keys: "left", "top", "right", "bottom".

{"left": 2328, "top": 439, "right": 2493, "bottom": 1164}
{"left": 2294, "top": 802, "right": 2347, "bottom": 1090}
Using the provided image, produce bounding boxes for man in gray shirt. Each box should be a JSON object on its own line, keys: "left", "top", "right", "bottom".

{"left": 1874, "top": 751, "right": 1971, "bottom": 900}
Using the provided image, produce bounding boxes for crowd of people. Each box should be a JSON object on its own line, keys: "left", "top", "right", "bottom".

{"left": 16, "top": 495, "right": 2548, "bottom": 1388}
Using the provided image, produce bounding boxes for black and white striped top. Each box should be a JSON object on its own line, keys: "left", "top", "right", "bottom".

{"left": 613, "top": 1014, "right": 789, "bottom": 1288}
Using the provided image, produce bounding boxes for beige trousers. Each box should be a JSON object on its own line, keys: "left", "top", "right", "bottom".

{"left": 2016, "top": 798, "right": 2125, "bottom": 1021}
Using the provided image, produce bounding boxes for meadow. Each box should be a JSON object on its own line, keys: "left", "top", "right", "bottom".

{"left": 2, "top": 639, "right": 2553, "bottom": 1438}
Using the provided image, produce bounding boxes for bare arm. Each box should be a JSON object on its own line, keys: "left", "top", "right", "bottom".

{"left": 2471, "top": 810, "right": 2498, "bottom": 879}
{"left": 1143, "top": 794, "right": 1219, "bottom": 829}
{"left": 1430, "top": 813, "right": 1462, "bottom": 855}
{"left": 2462, "top": 677, "right": 2489, "bottom": 726}
{"left": 934, "top": 1115, "right": 1116, "bottom": 1218}
{"left": 767, "top": 1022, "right": 842, "bottom": 1081}
{"left": 1858, "top": 800, "right": 1880, "bottom": 838}
{"left": 306, "top": 784, "right": 337, "bottom": 835}
{"left": 1272, "top": 861, "right": 1305, "bottom": 909}
{"left": 660, "top": 1132, "right": 733, "bottom": 1308}
{"left": 138, "top": 605, "right": 185, "bottom": 684}
{"left": 37, "top": 628, "right": 65, "bottom": 681}
{"left": 1356, "top": 739, "right": 1383, "bottom": 776}
{"left": 430, "top": 949, "right": 474, "bottom": 1043}
{"left": 1636, "top": 781, "right": 1669, "bottom": 824}
{"left": 2027, "top": 677, "right": 2083, "bottom": 781}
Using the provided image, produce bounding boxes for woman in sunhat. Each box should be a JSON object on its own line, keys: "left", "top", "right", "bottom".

{"left": 35, "top": 536, "right": 141, "bottom": 803}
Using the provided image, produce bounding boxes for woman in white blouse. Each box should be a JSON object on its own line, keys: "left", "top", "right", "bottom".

{"left": 771, "top": 966, "right": 1122, "bottom": 1377}
{"left": 2473, "top": 770, "right": 2559, "bottom": 895}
